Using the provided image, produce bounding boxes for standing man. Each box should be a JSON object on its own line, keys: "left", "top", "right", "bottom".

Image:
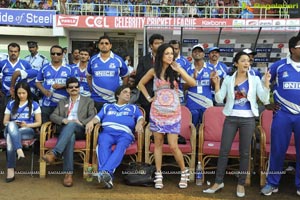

{"left": 185, "top": 44, "right": 214, "bottom": 127}
{"left": 69, "top": 48, "right": 80, "bottom": 65}
{"left": 261, "top": 35, "right": 300, "bottom": 196}
{"left": 42, "top": 77, "right": 96, "bottom": 187}
{"left": 169, "top": 40, "right": 191, "bottom": 104}
{"left": 135, "top": 34, "right": 164, "bottom": 121}
{"left": 207, "top": 46, "right": 228, "bottom": 79}
{"left": 24, "top": 41, "right": 49, "bottom": 99}
{"left": 87, "top": 35, "right": 129, "bottom": 112}
{"left": 71, "top": 48, "right": 91, "bottom": 97}
{"left": 0, "top": 43, "right": 36, "bottom": 132}
{"left": 24, "top": 41, "right": 49, "bottom": 70}
{"left": 36, "top": 45, "right": 72, "bottom": 123}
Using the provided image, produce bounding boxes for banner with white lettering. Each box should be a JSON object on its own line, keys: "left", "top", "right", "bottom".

{"left": 0, "top": 9, "right": 55, "bottom": 26}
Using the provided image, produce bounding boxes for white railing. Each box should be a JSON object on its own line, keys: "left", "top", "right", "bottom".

{"left": 63, "top": 3, "right": 293, "bottom": 19}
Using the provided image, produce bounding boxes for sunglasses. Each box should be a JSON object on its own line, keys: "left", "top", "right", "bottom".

{"left": 51, "top": 52, "right": 63, "bottom": 56}
{"left": 68, "top": 86, "right": 80, "bottom": 89}
{"left": 100, "top": 42, "right": 110, "bottom": 45}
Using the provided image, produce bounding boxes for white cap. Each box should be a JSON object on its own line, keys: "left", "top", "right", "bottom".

{"left": 192, "top": 44, "right": 204, "bottom": 52}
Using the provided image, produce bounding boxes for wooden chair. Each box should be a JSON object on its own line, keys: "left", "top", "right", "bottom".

{"left": 198, "top": 106, "right": 253, "bottom": 185}
{"left": 0, "top": 137, "right": 37, "bottom": 177}
{"left": 144, "top": 105, "right": 197, "bottom": 181}
{"left": 257, "top": 109, "right": 296, "bottom": 186}
{"left": 92, "top": 106, "right": 146, "bottom": 171}
{"left": 39, "top": 122, "right": 91, "bottom": 178}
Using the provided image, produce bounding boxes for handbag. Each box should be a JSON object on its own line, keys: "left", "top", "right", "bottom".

{"left": 123, "top": 162, "right": 155, "bottom": 186}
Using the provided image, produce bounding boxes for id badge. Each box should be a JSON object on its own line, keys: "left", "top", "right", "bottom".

{"left": 197, "top": 86, "right": 203, "bottom": 93}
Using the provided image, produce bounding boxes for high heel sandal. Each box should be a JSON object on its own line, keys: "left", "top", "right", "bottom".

{"left": 178, "top": 169, "right": 190, "bottom": 189}
{"left": 154, "top": 171, "right": 163, "bottom": 189}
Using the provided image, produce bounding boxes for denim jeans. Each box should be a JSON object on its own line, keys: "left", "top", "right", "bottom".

{"left": 4, "top": 122, "right": 35, "bottom": 168}
{"left": 215, "top": 116, "right": 255, "bottom": 185}
{"left": 53, "top": 122, "right": 85, "bottom": 172}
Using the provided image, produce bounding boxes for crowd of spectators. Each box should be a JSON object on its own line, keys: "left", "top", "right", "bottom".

{"left": 0, "top": 0, "right": 291, "bottom": 19}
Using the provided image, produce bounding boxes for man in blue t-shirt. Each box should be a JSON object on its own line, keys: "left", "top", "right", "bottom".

{"left": 261, "top": 35, "right": 300, "bottom": 197}
{"left": 36, "top": 45, "right": 71, "bottom": 123}
{"left": 87, "top": 35, "right": 129, "bottom": 112}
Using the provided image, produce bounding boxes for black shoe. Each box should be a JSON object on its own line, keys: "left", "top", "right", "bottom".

{"left": 5, "top": 176, "right": 15, "bottom": 183}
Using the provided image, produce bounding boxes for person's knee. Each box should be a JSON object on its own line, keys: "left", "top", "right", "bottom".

{"left": 7, "top": 122, "right": 18, "bottom": 134}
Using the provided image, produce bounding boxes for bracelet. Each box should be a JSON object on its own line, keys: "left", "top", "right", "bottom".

{"left": 146, "top": 96, "right": 151, "bottom": 100}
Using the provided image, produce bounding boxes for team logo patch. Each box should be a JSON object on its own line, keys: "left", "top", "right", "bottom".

{"left": 203, "top": 72, "right": 209, "bottom": 78}
{"left": 46, "top": 71, "right": 51, "bottom": 77}
{"left": 109, "top": 63, "right": 116, "bottom": 69}
{"left": 282, "top": 71, "right": 288, "bottom": 78}
{"left": 61, "top": 71, "right": 68, "bottom": 77}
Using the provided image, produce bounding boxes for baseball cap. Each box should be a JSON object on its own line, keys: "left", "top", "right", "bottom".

{"left": 27, "top": 41, "right": 38, "bottom": 48}
{"left": 192, "top": 44, "right": 204, "bottom": 52}
{"left": 208, "top": 47, "right": 220, "bottom": 53}
{"left": 243, "top": 48, "right": 257, "bottom": 55}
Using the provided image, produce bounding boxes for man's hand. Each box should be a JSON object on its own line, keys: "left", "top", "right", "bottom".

{"left": 265, "top": 103, "right": 280, "bottom": 111}
{"left": 85, "top": 121, "right": 94, "bottom": 135}
{"left": 10, "top": 87, "right": 15, "bottom": 99}
{"left": 62, "top": 118, "right": 69, "bottom": 125}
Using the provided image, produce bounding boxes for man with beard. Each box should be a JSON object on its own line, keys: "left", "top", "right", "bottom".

{"left": 87, "top": 35, "right": 129, "bottom": 112}
{"left": 185, "top": 44, "right": 214, "bottom": 127}
{"left": 207, "top": 47, "right": 228, "bottom": 79}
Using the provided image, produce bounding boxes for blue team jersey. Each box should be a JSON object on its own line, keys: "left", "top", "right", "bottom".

{"left": 207, "top": 61, "right": 228, "bottom": 79}
{"left": 71, "top": 64, "right": 91, "bottom": 97}
{"left": 186, "top": 63, "right": 214, "bottom": 110}
{"left": 95, "top": 103, "right": 143, "bottom": 139}
{"left": 5, "top": 100, "right": 41, "bottom": 124}
{"left": 0, "top": 58, "right": 37, "bottom": 96}
{"left": 176, "top": 55, "right": 191, "bottom": 103}
{"left": 269, "top": 57, "right": 300, "bottom": 114}
{"left": 87, "top": 52, "right": 129, "bottom": 103}
{"left": 36, "top": 63, "right": 71, "bottom": 106}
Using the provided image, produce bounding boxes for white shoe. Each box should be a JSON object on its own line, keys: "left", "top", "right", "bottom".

{"left": 203, "top": 183, "right": 224, "bottom": 194}
{"left": 297, "top": 189, "right": 300, "bottom": 196}
{"left": 236, "top": 185, "right": 245, "bottom": 198}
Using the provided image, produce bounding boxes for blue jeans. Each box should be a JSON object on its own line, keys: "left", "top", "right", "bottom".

{"left": 53, "top": 122, "right": 85, "bottom": 172}
{"left": 4, "top": 122, "right": 35, "bottom": 168}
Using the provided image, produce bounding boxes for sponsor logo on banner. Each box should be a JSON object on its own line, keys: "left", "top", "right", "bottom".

{"left": 57, "top": 15, "right": 79, "bottom": 26}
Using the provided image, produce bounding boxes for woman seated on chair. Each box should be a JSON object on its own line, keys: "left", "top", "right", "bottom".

{"left": 86, "top": 85, "right": 144, "bottom": 189}
{"left": 3, "top": 81, "right": 42, "bottom": 183}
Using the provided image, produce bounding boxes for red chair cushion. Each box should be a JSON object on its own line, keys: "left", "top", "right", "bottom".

{"left": 44, "top": 138, "right": 86, "bottom": 149}
{"left": 0, "top": 138, "right": 36, "bottom": 148}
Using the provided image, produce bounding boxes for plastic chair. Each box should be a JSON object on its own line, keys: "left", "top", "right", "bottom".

{"left": 257, "top": 109, "right": 296, "bottom": 186}
{"left": 39, "top": 121, "right": 91, "bottom": 178}
{"left": 144, "top": 105, "right": 196, "bottom": 181}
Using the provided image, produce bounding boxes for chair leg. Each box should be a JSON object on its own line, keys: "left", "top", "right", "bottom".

{"left": 40, "top": 151, "right": 46, "bottom": 178}
{"left": 30, "top": 143, "right": 35, "bottom": 177}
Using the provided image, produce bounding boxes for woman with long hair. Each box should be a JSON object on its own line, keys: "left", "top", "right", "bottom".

{"left": 203, "top": 51, "right": 271, "bottom": 197}
{"left": 138, "top": 43, "right": 196, "bottom": 189}
{"left": 3, "top": 81, "right": 42, "bottom": 182}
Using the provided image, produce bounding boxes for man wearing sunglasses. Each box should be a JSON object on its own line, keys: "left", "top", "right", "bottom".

{"left": 87, "top": 35, "right": 129, "bottom": 112}
{"left": 36, "top": 45, "right": 72, "bottom": 123}
{"left": 261, "top": 35, "right": 300, "bottom": 197}
{"left": 43, "top": 77, "right": 96, "bottom": 187}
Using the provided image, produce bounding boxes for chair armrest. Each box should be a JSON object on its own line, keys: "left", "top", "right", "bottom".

{"left": 198, "top": 123, "right": 205, "bottom": 160}
{"left": 40, "top": 121, "right": 55, "bottom": 149}
{"left": 257, "top": 125, "right": 267, "bottom": 156}
{"left": 93, "top": 123, "right": 101, "bottom": 151}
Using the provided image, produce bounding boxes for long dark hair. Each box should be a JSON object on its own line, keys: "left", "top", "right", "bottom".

{"left": 12, "top": 81, "right": 33, "bottom": 117}
{"left": 154, "top": 43, "right": 178, "bottom": 89}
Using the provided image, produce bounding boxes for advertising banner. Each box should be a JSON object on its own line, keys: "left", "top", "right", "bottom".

{"left": 0, "top": 9, "right": 55, "bottom": 26}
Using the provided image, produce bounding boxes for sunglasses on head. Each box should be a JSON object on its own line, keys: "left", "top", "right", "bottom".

{"left": 68, "top": 85, "right": 80, "bottom": 89}
{"left": 51, "top": 52, "right": 63, "bottom": 56}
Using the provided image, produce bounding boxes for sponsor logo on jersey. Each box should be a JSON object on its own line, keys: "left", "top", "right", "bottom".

{"left": 283, "top": 82, "right": 300, "bottom": 89}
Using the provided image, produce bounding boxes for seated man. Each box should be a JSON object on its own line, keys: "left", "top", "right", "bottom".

{"left": 86, "top": 85, "right": 144, "bottom": 189}
{"left": 42, "top": 77, "right": 96, "bottom": 187}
